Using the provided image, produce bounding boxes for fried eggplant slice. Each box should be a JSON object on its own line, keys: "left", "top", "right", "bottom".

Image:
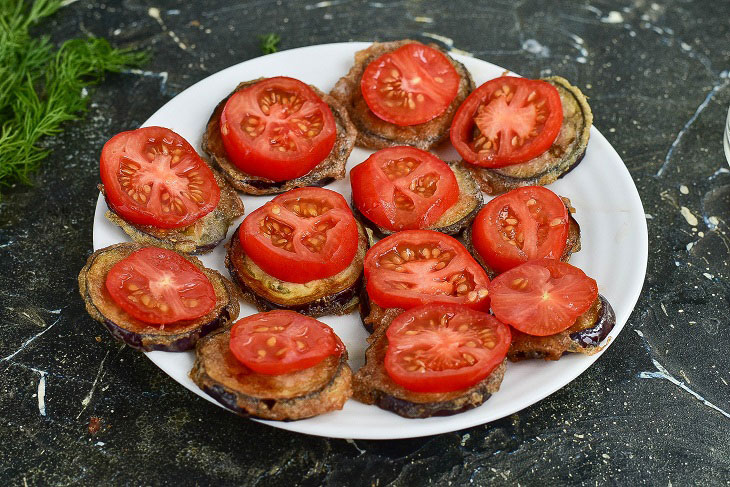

{"left": 353, "top": 326, "right": 506, "bottom": 418}
{"left": 78, "top": 243, "right": 240, "bottom": 352}
{"left": 225, "top": 223, "right": 370, "bottom": 317}
{"left": 330, "top": 40, "right": 475, "bottom": 150}
{"left": 508, "top": 295, "right": 616, "bottom": 361}
{"left": 102, "top": 169, "right": 244, "bottom": 254}
{"left": 190, "top": 328, "right": 352, "bottom": 420}
{"left": 468, "top": 76, "right": 592, "bottom": 195}
{"left": 203, "top": 78, "right": 357, "bottom": 195}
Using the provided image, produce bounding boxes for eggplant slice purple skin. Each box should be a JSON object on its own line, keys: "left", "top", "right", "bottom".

{"left": 78, "top": 243, "right": 240, "bottom": 352}
{"left": 202, "top": 79, "right": 357, "bottom": 196}
{"left": 569, "top": 295, "right": 616, "bottom": 348}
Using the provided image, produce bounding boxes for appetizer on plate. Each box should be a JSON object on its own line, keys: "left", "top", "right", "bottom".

{"left": 203, "top": 76, "right": 357, "bottom": 195}
{"left": 360, "top": 230, "right": 490, "bottom": 333}
{"left": 354, "top": 304, "right": 510, "bottom": 418}
{"left": 350, "top": 146, "right": 482, "bottom": 236}
{"left": 463, "top": 186, "right": 581, "bottom": 276}
{"left": 191, "top": 310, "right": 352, "bottom": 420}
{"left": 451, "top": 76, "right": 592, "bottom": 195}
{"left": 78, "top": 243, "right": 239, "bottom": 351}
{"left": 330, "top": 40, "right": 474, "bottom": 150}
{"left": 100, "top": 126, "right": 244, "bottom": 254}
{"left": 488, "top": 260, "right": 615, "bottom": 361}
{"left": 226, "top": 187, "right": 369, "bottom": 317}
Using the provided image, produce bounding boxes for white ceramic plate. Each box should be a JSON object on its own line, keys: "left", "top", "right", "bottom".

{"left": 93, "top": 42, "right": 648, "bottom": 440}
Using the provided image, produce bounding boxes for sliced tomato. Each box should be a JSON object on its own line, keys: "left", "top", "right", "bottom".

{"left": 472, "top": 186, "right": 569, "bottom": 273}
{"left": 489, "top": 260, "right": 598, "bottom": 336}
{"left": 229, "top": 310, "right": 343, "bottom": 375}
{"left": 241, "top": 187, "right": 359, "bottom": 283}
{"left": 361, "top": 43, "right": 460, "bottom": 126}
{"left": 100, "top": 126, "right": 221, "bottom": 229}
{"left": 220, "top": 77, "right": 336, "bottom": 181}
{"left": 350, "top": 146, "right": 459, "bottom": 231}
{"left": 384, "top": 304, "right": 511, "bottom": 393}
{"left": 364, "top": 230, "right": 490, "bottom": 310}
{"left": 105, "top": 247, "right": 217, "bottom": 324}
{"left": 450, "top": 77, "right": 563, "bottom": 167}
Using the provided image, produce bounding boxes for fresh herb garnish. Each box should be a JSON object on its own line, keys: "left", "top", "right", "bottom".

{"left": 0, "top": 0, "right": 147, "bottom": 194}
{"left": 259, "top": 33, "right": 281, "bottom": 54}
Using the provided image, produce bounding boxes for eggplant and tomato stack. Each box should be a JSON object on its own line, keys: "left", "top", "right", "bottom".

{"left": 191, "top": 310, "right": 352, "bottom": 420}
{"left": 78, "top": 243, "right": 239, "bottom": 351}
{"left": 451, "top": 76, "right": 592, "bottom": 195}
{"left": 226, "top": 187, "right": 369, "bottom": 317}
{"left": 330, "top": 40, "right": 474, "bottom": 150}
{"left": 203, "top": 76, "right": 357, "bottom": 195}
{"left": 350, "top": 146, "right": 483, "bottom": 236}
{"left": 100, "top": 126, "right": 244, "bottom": 254}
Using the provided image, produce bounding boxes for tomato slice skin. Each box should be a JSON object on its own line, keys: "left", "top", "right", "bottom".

{"left": 472, "top": 186, "right": 569, "bottom": 273}
{"left": 488, "top": 260, "right": 598, "bottom": 336}
{"left": 220, "top": 77, "right": 337, "bottom": 181}
{"left": 364, "top": 230, "right": 490, "bottom": 311}
{"left": 360, "top": 43, "right": 461, "bottom": 126}
{"left": 384, "top": 304, "right": 511, "bottom": 393}
{"left": 100, "top": 126, "right": 221, "bottom": 229}
{"left": 350, "top": 146, "right": 459, "bottom": 231}
{"left": 450, "top": 77, "right": 563, "bottom": 167}
{"left": 105, "top": 247, "right": 217, "bottom": 324}
{"left": 241, "top": 187, "right": 359, "bottom": 283}
{"left": 229, "top": 310, "right": 343, "bottom": 375}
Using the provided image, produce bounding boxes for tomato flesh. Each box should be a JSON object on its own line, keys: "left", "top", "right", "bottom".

{"left": 105, "top": 247, "right": 217, "bottom": 324}
{"left": 241, "top": 187, "right": 359, "bottom": 283}
{"left": 364, "top": 230, "right": 490, "bottom": 311}
{"left": 384, "top": 304, "right": 511, "bottom": 393}
{"left": 229, "top": 310, "right": 343, "bottom": 375}
{"left": 220, "top": 77, "right": 336, "bottom": 181}
{"left": 100, "top": 126, "right": 221, "bottom": 229}
{"left": 350, "top": 146, "right": 459, "bottom": 231}
{"left": 488, "top": 260, "right": 598, "bottom": 336}
{"left": 472, "top": 186, "right": 569, "bottom": 273}
{"left": 361, "top": 43, "right": 460, "bottom": 126}
{"left": 450, "top": 77, "right": 563, "bottom": 167}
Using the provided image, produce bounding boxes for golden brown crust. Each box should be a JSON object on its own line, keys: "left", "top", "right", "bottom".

{"left": 330, "top": 40, "right": 475, "bottom": 150}
{"left": 101, "top": 168, "right": 245, "bottom": 254}
{"left": 190, "top": 329, "right": 352, "bottom": 420}
{"left": 202, "top": 78, "right": 357, "bottom": 195}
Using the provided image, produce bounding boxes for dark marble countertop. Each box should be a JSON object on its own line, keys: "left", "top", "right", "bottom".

{"left": 2, "top": 0, "right": 730, "bottom": 485}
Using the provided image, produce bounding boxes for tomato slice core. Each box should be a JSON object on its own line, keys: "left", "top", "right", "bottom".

{"left": 488, "top": 260, "right": 598, "bottom": 336}
{"left": 105, "top": 247, "right": 217, "bottom": 324}
{"left": 241, "top": 187, "right": 359, "bottom": 283}
{"left": 450, "top": 77, "right": 563, "bottom": 167}
{"left": 472, "top": 186, "right": 569, "bottom": 273}
{"left": 220, "top": 77, "right": 337, "bottom": 181}
{"left": 384, "top": 304, "right": 511, "bottom": 393}
{"left": 364, "top": 230, "right": 490, "bottom": 310}
{"left": 229, "top": 310, "right": 343, "bottom": 375}
{"left": 350, "top": 146, "right": 459, "bottom": 231}
{"left": 100, "top": 126, "right": 221, "bottom": 229}
{"left": 361, "top": 43, "right": 460, "bottom": 126}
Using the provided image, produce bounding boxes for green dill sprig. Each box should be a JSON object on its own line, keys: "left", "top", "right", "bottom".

{"left": 259, "top": 33, "right": 281, "bottom": 54}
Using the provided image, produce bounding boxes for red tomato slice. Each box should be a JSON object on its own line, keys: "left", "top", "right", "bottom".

{"left": 220, "top": 77, "right": 337, "bottom": 181}
{"left": 450, "top": 77, "right": 563, "bottom": 167}
{"left": 489, "top": 260, "right": 598, "bottom": 336}
{"left": 100, "top": 126, "right": 221, "bottom": 229}
{"left": 361, "top": 43, "right": 460, "bottom": 126}
{"left": 241, "top": 187, "right": 359, "bottom": 283}
{"left": 384, "top": 304, "right": 511, "bottom": 393}
{"left": 229, "top": 310, "right": 343, "bottom": 375}
{"left": 472, "top": 186, "right": 569, "bottom": 273}
{"left": 350, "top": 146, "right": 459, "bottom": 231}
{"left": 364, "top": 230, "right": 490, "bottom": 311}
{"left": 105, "top": 247, "right": 217, "bottom": 324}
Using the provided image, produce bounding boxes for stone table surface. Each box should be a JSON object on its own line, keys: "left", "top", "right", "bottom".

{"left": 2, "top": 0, "right": 730, "bottom": 485}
